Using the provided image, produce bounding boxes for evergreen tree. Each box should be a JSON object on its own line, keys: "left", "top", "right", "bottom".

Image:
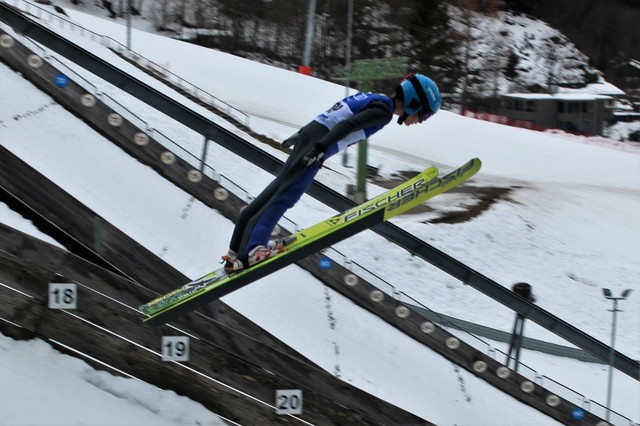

{"left": 408, "top": 0, "right": 463, "bottom": 103}
{"left": 504, "top": 49, "right": 519, "bottom": 80}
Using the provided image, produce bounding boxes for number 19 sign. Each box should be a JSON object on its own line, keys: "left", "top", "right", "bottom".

{"left": 161, "top": 336, "right": 190, "bottom": 362}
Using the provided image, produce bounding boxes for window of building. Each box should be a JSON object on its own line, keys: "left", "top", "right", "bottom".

{"left": 557, "top": 101, "right": 594, "bottom": 113}
{"left": 569, "top": 102, "right": 579, "bottom": 113}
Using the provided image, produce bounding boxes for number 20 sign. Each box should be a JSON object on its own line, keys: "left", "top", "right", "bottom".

{"left": 275, "top": 389, "right": 303, "bottom": 415}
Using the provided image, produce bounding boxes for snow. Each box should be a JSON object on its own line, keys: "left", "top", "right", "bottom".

{"left": 0, "top": 334, "right": 225, "bottom": 426}
{"left": 1, "top": 2, "right": 639, "bottom": 425}
{"left": 448, "top": 7, "right": 599, "bottom": 95}
{"left": 558, "top": 82, "right": 627, "bottom": 97}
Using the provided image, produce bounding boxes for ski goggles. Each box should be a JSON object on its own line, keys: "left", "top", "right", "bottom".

{"left": 419, "top": 108, "right": 434, "bottom": 123}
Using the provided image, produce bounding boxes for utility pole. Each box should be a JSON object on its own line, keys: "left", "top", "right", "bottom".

{"left": 301, "top": 0, "right": 317, "bottom": 74}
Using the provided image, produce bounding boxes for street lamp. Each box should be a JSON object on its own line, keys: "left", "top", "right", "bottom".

{"left": 601, "top": 287, "right": 632, "bottom": 422}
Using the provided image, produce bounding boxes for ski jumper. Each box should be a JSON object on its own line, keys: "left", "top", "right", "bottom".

{"left": 229, "top": 92, "right": 395, "bottom": 262}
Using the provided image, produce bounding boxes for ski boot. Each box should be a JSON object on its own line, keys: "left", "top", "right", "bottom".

{"left": 246, "top": 245, "right": 282, "bottom": 267}
{"left": 221, "top": 249, "right": 244, "bottom": 274}
{"left": 267, "top": 235, "right": 297, "bottom": 251}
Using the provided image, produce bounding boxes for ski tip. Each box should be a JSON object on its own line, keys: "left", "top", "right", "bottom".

{"left": 460, "top": 157, "right": 482, "bottom": 175}
{"left": 472, "top": 157, "right": 482, "bottom": 173}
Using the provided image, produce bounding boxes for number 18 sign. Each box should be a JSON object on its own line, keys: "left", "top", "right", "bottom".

{"left": 48, "top": 283, "right": 78, "bottom": 309}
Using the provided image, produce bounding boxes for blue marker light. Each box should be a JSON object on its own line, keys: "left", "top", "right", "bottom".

{"left": 54, "top": 73, "right": 69, "bottom": 88}
{"left": 571, "top": 407, "right": 585, "bottom": 420}
{"left": 319, "top": 257, "right": 333, "bottom": 270}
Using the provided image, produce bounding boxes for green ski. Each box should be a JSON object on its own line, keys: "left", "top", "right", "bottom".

{"left": 142, "top": 158, "right": 480, "bottom": 327}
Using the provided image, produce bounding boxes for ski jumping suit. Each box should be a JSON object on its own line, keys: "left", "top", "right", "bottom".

{"left": 229, "top": 92, "right": 395, "bottom": 262}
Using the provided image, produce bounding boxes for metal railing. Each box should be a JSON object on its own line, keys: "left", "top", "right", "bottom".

{"left": 3, "top": 0, "right": 251, "bottom": 128}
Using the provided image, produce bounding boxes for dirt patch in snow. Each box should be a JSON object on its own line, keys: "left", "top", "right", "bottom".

{"left": 373, "top": 171, "right": 520, "bottom": 224}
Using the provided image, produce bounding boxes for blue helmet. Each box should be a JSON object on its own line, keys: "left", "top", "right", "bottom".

{"left": 396, "top": 73, "right": 441, "bottom": 123}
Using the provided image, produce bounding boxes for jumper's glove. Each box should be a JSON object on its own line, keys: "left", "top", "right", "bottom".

{"left": 281, "top": 132, "right": 298, "bottom": 149}
{"left": 303, "top": 144, "right": 326, "bottom": 168}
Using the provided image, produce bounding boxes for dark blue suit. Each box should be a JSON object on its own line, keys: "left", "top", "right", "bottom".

{"left": 229, "top": 93, "right": 394, "bottom": 261}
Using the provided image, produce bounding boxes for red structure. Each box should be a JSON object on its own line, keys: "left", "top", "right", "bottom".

{"left": 462, "top": 109, "right": 547, "bottom": 132}
{"left": 298, "top": 65, "right": 312, "bottom": 75}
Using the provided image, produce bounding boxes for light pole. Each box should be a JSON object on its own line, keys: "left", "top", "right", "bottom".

{"left": 602, "top": 287, "right": 632, "bottom": 421}
{"left": 301, "top": 0, "right": 317, "bottom": 71}
{"left": 506, "top": 282, "right": 535, "bottom": 372}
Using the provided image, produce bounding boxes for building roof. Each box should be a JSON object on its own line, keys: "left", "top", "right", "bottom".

{"left": 503, "top": 93, "right": 613, "bottom": 101}
{"left": 503, "top": 81, "right": 624, "bottom": 101}
{"left": 558, "top": 81, "right": 625, "bottom": 96}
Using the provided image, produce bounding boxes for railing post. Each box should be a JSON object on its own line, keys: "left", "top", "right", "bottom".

{"left": 200, "top": 137, "right": 210, "bottom": 172}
